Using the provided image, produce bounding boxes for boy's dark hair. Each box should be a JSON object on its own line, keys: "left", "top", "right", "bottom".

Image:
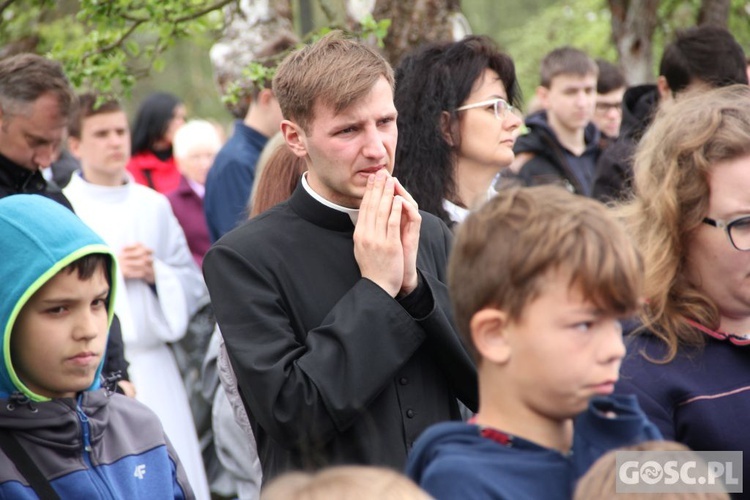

{"left": 62, "top": 253, "right": 112, "bottom": 285}
{"left": 539, "top": 46, "right": 597, "bottom": 88}
{"left": 595, "top": 59, "right": 626, "bottom": 94}
{"left": 68, "top": 93, "right": 122, "bottom": 139}
{"left": 0, "top": 53, "right": 76, "bottom": 120}
{"left": 659, "top": 25, "right": 747, "bottom": 93}
{"left": 448, "top": 186, "right": 642, "bottom": 360}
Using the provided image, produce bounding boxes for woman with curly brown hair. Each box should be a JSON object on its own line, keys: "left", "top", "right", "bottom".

{"left": 615, "top": 84, "right": 750, "bottom": 484}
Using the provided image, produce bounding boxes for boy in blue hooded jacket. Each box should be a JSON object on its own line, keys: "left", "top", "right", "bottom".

{"left": 405, "top": 186, "right": 661, "bottom": 499}
{"left": 0, "top": 194, "right": 194, "bottom": 499}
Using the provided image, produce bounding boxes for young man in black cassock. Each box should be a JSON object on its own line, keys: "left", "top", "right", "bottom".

{"left": 202, "top": 31, "right": 478, "bottom": 483}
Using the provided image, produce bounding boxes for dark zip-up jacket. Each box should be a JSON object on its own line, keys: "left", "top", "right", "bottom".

{"left": 0, "top": 152, "right": 72, "bottom": 208}
{"left": 514, "top": 111, "right": 601, "bottom": 197}
{"left": 592, "top": 85, "right": 659, "bottom": 202}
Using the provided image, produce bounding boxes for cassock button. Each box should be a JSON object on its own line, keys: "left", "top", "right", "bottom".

{"left": 399, "top": 377, "right": 408, "bottom": 385}
{"left": 406, "top": 409, "right": 415, "bottom": 418}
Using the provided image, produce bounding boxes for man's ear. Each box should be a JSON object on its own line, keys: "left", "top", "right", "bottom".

{"left": 280, "top": 120, "right": 308, "bottom": 158}
{"left": 656, "top": 76, "right": 672, "bottom": 102}
{"left": 257, "top": 88, "right": 275, "bottom": 106}
{"left": 470, "top": 307, "right": 512, "bottom": 365}
{"left": 535, "top": 85, "right": 549, "bottom": 108}
{"left": 67, "top": 137, "right": 82, "bottom": 159}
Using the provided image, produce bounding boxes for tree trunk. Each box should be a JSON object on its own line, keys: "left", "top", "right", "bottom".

{"left": 608, "top": 0, "right": 659, "bottom": 85}
{"left": 211, "top": 0, "right": 297, "bottom": 117}
{"left": 697, "top": 0, "right": 730, "bottom": 27}
{"left": 370, "top": 0, "right": 468, "bottom": 66}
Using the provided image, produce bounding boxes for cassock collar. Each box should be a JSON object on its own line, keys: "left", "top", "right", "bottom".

{"left": 289, "top": 178, "right": 356, "bottom": 233}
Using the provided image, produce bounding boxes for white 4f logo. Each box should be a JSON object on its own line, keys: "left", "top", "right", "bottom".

{"left": 134, "top": 464, "right": 146, "bottom": 479}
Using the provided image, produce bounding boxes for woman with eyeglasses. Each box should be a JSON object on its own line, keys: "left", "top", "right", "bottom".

{"left": 393, "top": 35, "right": 522, "bottom": 227}
{"left": 615, "top": 84, "right": 750, "bottom": 480}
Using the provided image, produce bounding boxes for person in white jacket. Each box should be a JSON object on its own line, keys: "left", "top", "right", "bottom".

{"left": 63, "top": 92, "right": 210, "bottom": 499}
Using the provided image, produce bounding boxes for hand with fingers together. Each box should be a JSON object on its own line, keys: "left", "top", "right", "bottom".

{"left": 354, "top": 170, "right": 405, "bottom": 297}
{"left": 118, "top": 243, "right": 156, "bottom": 284}
{"left": 394, "top": 177, "right": 422, "bottom": 297}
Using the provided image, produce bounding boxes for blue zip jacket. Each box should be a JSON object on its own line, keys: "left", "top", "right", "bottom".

{"left": 406, "top": 395, "right": 661, "bottom": 499}
{"left": 0, "top": 194, "right": 194, "bottom": 499}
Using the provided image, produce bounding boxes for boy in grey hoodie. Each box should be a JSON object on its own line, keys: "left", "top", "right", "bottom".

{"left": 0, "top": 194, "right": 194, "bottom": 499}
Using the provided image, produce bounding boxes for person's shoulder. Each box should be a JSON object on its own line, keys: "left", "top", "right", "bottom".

{"left": 211, "top": 202, "right": 292, "bottom": 249}
{"left": 105, "top": 392, "right": 169, "bottom": 436}
{"left": 418, "top": 209, "right": 450, "bottom": 234}
{"left": 416, "top": 420, "right": 479, "bottom": 444}
{"left": 408, "top": 422, "right": 485, "bottom": 474}
{"left": 622, "top": 330, "right": 670, "bottom": 363}
{"left": 130, "top": 182, "right": 173, "bottom": 210}
{"left": 408, "top": 422, "right": 554, "bottom": 499}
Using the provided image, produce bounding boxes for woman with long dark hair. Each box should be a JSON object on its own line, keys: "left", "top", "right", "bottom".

{"left": 127, "top": 91, "right": 186, "bottom": 193}
{"left": 394, "top": 36, "right": 522, "bottom": 227}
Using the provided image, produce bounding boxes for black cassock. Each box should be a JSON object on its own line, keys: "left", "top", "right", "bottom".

{"left": 203, "top": 182, "right": 477, "bottom": 482}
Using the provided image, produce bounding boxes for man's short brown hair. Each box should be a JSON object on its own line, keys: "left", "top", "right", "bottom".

{"left": 272, "top": 31, "right": 394, "bottom": 133}
{"left": 448, "top": 186, "right": 643, "bottom": 360}
{"left": 68, "top": 93, "right": 123, "bottom": 139}
{"left": 0, "top": 53, "right": 76, "bottom": 119}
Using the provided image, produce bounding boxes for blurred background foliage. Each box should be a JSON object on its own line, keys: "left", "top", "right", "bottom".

{"left": 1, "top": 0, "right": 748, "bottom": 127}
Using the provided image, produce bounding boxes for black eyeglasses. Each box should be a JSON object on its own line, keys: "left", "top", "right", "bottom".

{"left": 594, "top": 101, "right": 622, "bottom": 113}
{"left": 702, "top": 216, "right": 750, "bottom": 251}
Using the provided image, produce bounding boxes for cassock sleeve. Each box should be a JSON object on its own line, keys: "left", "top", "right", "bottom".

{"left": 204, "top": 242, "right": 452, "bottom": 450}
{"left": 413, "top": 217, "right": 478, "bottom": 412}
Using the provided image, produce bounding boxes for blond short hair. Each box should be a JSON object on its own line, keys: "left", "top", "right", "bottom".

{"left": 449, "top": 186, "right": 643, "bottom": 360}
{"left": 574, "top": 441, "right": 729, "bottom": 500}
{"left": 261, "top": 466, "right": 432, "bottom": 500}
{"left": 272, "top": 31, "right": 394, "bottom": 133}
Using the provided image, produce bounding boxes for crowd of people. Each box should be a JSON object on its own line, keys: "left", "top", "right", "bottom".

{"left": 0, "top": 21, "right": 748, "bottom": 500}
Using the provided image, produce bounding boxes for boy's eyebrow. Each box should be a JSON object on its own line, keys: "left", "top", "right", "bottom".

{"left": 39, "top": 287, "right": 110, "bottom": 303}
{"left": 568, "top": 305, "right": 603, "bottom": 316}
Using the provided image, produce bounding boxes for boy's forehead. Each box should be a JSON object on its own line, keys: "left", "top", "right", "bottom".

{"left": 83, "top": 110, "right": 128, "bottom": 128}
{"left": 32, "top": 262, "right": 108, "bottom": 298}
{"left": 549, "top": 73, "right": 597, "bottom": 90}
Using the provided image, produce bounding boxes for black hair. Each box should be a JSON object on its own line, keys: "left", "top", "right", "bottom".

{"left": 63, "top": 253, "right": 112, "bottom": 285}
{"left": 659, "top": 25, "right": 747, "bottom": 93}
{"left": 130, "top": 92, "right": 181, "bottom": 154}
{"left": 595, "top": 59, "right": 626, "bottom": 94}
{"left": 393, "top": 35, "right": 520, "bottom": 225}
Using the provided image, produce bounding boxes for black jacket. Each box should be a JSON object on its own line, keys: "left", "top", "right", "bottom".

{"left": 514, "top": 111, "right": 601, "bottom": 196}
{"left": 592, "top": 85, "right": 659, "bottom": 202}
{"left": 0, "top": 153, "right": 72, "bottom": 208}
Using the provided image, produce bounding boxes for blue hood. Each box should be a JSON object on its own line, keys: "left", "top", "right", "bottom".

{"left": 0, "top": 195, "right": 117, "bottom": 401}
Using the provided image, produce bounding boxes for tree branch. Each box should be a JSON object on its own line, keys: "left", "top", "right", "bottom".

{"left": 83, "top": 19, "right": 144, "bottom": 60}
{"left": 0, "top": 0, "right": 16, "bottom": 18}
{"left": 172, "top": 0, "right": 236, "bottom": 23}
